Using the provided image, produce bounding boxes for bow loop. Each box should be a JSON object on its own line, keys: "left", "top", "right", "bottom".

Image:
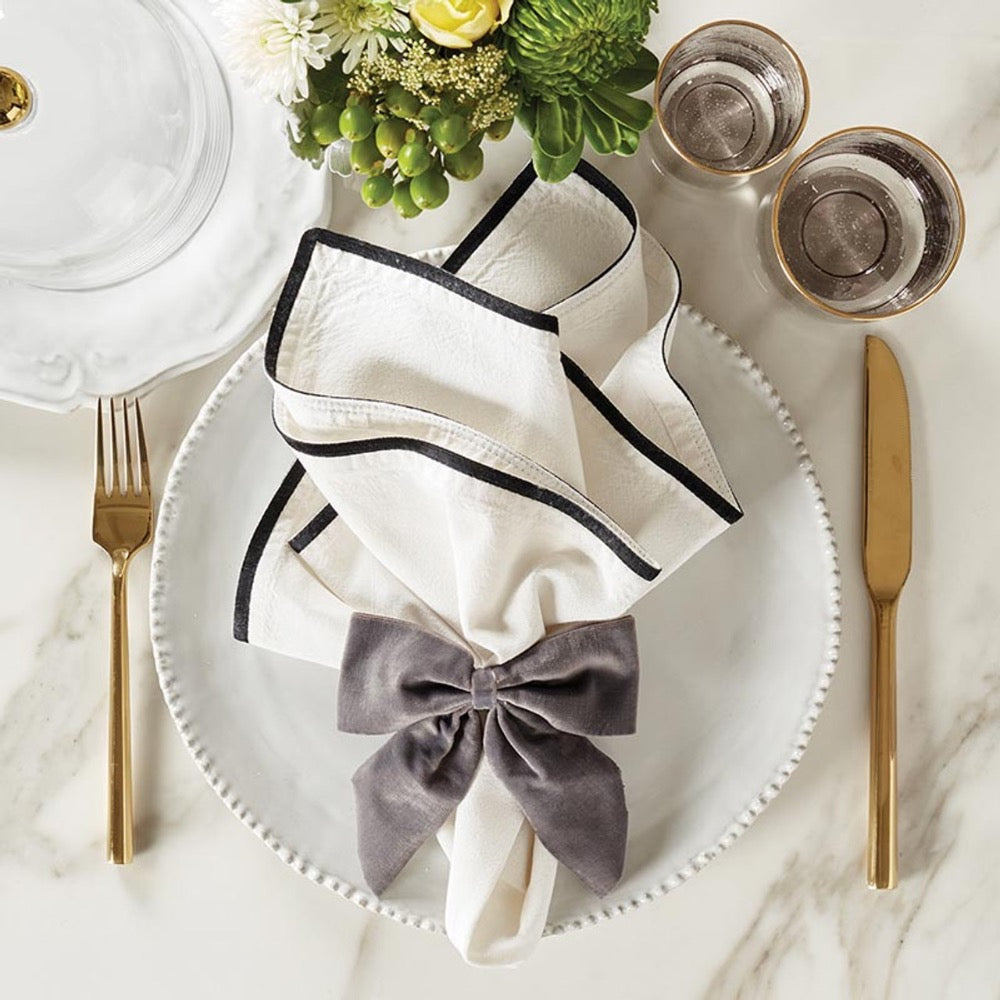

{"left": 494, "top": 618, "right": 640, "bottom": 736}
{"left": 339, "top": 613, "right": 639, "bottom": 896}
{"left": 337, "top": 613, "right": 474, "bottom": 734}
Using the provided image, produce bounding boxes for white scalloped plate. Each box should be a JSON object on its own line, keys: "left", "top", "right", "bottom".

{"left": 0, "top": 0, "right": 329, "bottom": 412}
{"left": 150, "top": 303, "right": 840, "bottom": 936}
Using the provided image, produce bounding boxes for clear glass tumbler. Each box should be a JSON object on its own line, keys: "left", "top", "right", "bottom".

{"left": 763, "top": 127, "right": 965, "bottom": 320}
{"left": 652, "top": 20, "right": 809, "bottom": 186}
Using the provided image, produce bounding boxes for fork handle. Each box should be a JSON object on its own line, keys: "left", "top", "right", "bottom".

{"left": 108, "top": 551, "right": 134, "bottom": 865}
{"left": 867, "top": 596, "right": 898, "bottom": 889}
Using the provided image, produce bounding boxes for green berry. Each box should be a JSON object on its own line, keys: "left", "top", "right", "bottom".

{"left": 375, "top": 118, "right": 409, "bottom": 159}
{"left": 410, "top": 168, "right": 450, "bottom": 210}
{"left": 310, "top": 102, "right": 343, "bottom": 145}
{"left": 339, "top": 104, "right": 374, "bottom": 141}
{"left": 430, "top": 114, "right": 470, "bottom": 154}
{"left": 392, "top": 180, "right": 422, "bottom": 218}
{"left": 361, "top": 173, "right": 394, "bottom": 208}
{"left": 350, "top": 134, "right": 384, "bottom": 175}
{"left": 397, "top": 140, "right": 433, "bottom": 177}
{"left": 444, "top": 143, "right": 484, "bottom": 181}
{"left": 419, "top": 106, "right": 443, "bottom": 126}
{"left": 385, "top": 83, "right": 422, "bottom": 119}
{"left": 486, "top": 118, "right": 514, "bottom": 141}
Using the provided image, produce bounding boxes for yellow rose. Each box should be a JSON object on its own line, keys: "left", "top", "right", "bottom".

{"left": 409, "top": 0, "right": 514, "bottom": 50}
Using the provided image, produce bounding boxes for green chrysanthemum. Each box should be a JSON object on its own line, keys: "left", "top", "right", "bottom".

{"left": 505, "top": 0, "right": 658, "bottom": 97}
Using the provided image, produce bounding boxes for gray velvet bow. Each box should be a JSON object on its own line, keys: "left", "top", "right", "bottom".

{"left": 338, "top": 613, "right": 640, "bottom": 897}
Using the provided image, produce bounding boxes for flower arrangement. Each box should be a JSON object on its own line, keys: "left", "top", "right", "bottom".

{"left": 218, "top": 0, "right": 659, "bottom": 217}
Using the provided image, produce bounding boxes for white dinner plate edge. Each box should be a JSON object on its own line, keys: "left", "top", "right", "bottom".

{"left": 148, "top": 304, "right": 841, "bottom": 937}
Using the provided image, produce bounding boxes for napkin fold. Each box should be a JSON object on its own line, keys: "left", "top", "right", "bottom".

{"left": 234, "top": 161, "right": 742, "bottom": 966}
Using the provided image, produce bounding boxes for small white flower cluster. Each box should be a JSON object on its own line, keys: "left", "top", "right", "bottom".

{"left": 216, "top": 0, "right": 409, "bottom": 105}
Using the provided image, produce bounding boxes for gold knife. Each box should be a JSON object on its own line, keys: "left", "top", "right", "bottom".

{"left": 863, "top": 335, "right": 912, "bottom": 890}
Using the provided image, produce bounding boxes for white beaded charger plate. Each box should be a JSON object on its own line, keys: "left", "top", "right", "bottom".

{"left": 150, "top": 302, "right": 840, "bottom": 936}
{"left": 0, "top": 0, "right": 329, "bottom": 412}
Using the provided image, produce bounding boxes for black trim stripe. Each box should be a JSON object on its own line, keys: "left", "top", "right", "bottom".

{"left": 276, "top": 432, "right": 660, "bottom": 582}
{"left": 442, "top": 161, "right": 639, "bottom": 305}
{"left": 442, "top": 164, "right": 739, "bottom": 524}
{"left": 289, "top": 504, "right": 338, "bottom": 553}
{"left": 561, "top": 354, "right": 742, "bottom": 525}
{"left": 284, "top": 271, "right": 740, "bottom": 547}
{"left": 652, "top": 262, "right": 742, "bottom": 520}
{"left": 233, "top": 461, "right": 306, "bottom": 642}
{"left": 654, "top": 258, "right": 702, "bottom": 413}
{"left": 266, "top": 233, "right": 319, "bottom": 378}
{"left": 574, "top": 159, "right": 638, "bottom": 227}
{"left": 441, "top": 164, "right": 538, "bottom": 274}
{"left": 265, "top": 228, "right": 558, "bottom": 380}
{"left": 260, "top": 160, "right": 739, "bottom": 565}
{"left": 649, "top": 254, "right": 713, "bottom": 435}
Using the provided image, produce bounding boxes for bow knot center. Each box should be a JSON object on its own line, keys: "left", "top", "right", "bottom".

{"left": 470, "top": 666, "right": 498, "bottom": 710}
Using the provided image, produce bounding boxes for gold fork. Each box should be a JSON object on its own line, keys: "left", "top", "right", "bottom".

{"left": 92, "top": 398, "right": 152, "bottom": 864}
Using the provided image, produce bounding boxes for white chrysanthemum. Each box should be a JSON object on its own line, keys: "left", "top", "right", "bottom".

{"left": 314, "top": 0, "right": 411, "bottom": 74}
{"left": 217, "top": 0, "right": 331, "bottom": 105}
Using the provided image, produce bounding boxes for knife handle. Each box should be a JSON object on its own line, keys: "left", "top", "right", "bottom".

{"left": 867, "top": 596, "right": 898, "bottom": 889}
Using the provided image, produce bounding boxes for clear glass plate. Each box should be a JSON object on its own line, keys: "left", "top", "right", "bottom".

{"left": 0, "top": 0, "right": 232, "bottom": 289}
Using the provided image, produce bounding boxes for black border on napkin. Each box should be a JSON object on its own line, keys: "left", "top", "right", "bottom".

{"left": 234, "top": 161, "right": 745, "bottom": 644}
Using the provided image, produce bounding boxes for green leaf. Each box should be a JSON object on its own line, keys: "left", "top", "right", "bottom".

{"left": 515, "top": 97, "right": 538, "bottom": 137}
{"left": 587, "top": 82, "right": 654, "bottom": 133}
{"left": 308, "top": 61, "right": 349, "bottom": 104}
{"left": 532, "top": 128, "right": 584, "bottom": 182}
{"left": 615, "top": 127, "right": 641, "bottom": 156}
{"left": 285, "top": 124, "right": 324, "bottom": 167}
{"left": 535, "top": 96, "right": 582, "bottom": 159}
{"left": 581, "top": 100, "right": 621, "bottom": 155}
{"left": 605, "top": 48, "right": 660, "bottom": 93}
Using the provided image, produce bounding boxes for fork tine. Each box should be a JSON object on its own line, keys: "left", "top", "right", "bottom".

{"left": 110, "top": 398, "right": 121, "bottom": 494}
{"left": 135, "top": 397, "right": 150, "bottom": 494}
{"left": 123, "top": 398, "right": 135, "bottom": 494}
{"left": 96, "top": 398, "right": 106, "bottom": 496}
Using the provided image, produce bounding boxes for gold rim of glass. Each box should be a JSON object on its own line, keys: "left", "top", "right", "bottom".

{"left": 0, "top": 66, "right": 32, "bottom": 131}
{"left": 770, "top": 125, "right": 966, "bottom": 322}
{"left": 654, "top": 19, "right": 811, "bottom": 178}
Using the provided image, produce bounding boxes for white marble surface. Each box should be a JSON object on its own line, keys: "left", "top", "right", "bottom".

{"left": 2, "top": 1, "right": 999, "bottom": 996}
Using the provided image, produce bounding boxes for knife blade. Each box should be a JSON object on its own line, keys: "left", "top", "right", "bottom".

{"left": 863, "top": 334, "right": 912, "bottom": 890}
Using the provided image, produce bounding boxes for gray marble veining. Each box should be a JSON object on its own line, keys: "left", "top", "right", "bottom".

{"left": 2, "top": 0, "right": 999, "bottom": 996}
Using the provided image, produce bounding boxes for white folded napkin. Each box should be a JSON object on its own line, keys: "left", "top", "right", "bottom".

{"left": 234, "top": 162, "right": 741, "bottom": 965}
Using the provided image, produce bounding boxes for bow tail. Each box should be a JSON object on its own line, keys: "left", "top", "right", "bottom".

{"left": 352, "top": 710, "right": 483, "bottom": 895}
{"left": 484, "top": 706, "right": 628, "bottom": 897}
